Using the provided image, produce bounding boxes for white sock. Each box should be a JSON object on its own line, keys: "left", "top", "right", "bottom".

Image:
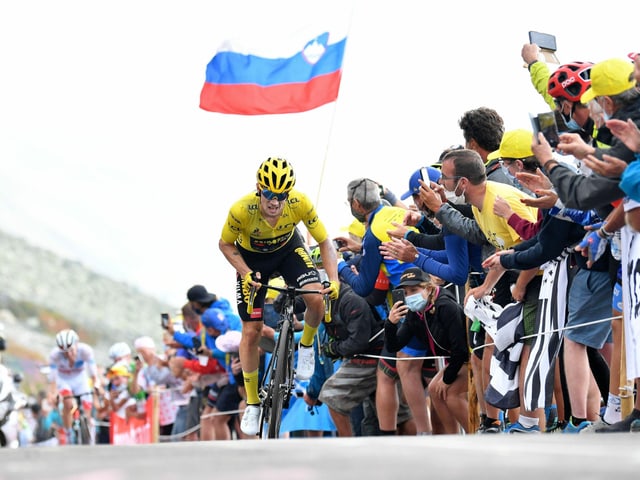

{"left": 518, "top": 415, "right": 539, "bottom": 428}
{"left": 603, "top": 394, "right": 621, "bottom": 424}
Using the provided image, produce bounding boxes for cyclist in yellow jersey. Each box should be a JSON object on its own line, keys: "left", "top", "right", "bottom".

{"left": 219, "top": 157, "right": 339, "bottom": 436}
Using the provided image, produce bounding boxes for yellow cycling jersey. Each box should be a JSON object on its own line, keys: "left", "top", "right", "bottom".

{"left": 472, "top": 181, "right": 538, "bottom": 250}
{"left": 220, "top": 189, "right": 328, "bottom": 253}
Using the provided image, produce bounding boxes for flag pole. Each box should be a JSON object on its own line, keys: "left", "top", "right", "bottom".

{"left": 311, "top": 2, "right": 354, "bottom": 242}
{"left": 308, "top": 79, "right": 344, "bottom": 249}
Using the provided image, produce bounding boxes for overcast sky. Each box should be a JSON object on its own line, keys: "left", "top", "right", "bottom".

{"left": 0, "top": 0, "right": 637, "bottom": 313}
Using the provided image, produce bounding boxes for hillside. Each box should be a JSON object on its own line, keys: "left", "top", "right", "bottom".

{"left": 0, "top": 229, "right": 176, "bottom": 393}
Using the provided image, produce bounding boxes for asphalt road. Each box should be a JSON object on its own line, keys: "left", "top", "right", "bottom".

{"left": 1, "top": 434, "right": 639, "bottom": 480}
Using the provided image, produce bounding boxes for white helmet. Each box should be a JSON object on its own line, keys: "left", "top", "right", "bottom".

{"left": 55, "top": 329, "right": 79, "bottom": 351}
{"left": 108, "top": 342, "right": 131, "bottom": 361}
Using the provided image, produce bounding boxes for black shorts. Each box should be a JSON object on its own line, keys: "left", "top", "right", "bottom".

{"left": 235, "top": 230, "right": 321, "bottom": 322}
{"left": 206, "top": 383, "right": 242, "bottom": 412}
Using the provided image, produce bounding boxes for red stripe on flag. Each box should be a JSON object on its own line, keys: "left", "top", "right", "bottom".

{"left": 199, "top": 70, "right": 342, "bottom": 115}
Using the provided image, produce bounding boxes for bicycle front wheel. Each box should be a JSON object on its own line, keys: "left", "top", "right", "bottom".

{"left": 266, "top": 318, "right": 291, "bottom": 439}
{"left": 78, "top": 416, "right": 92, "bottom": 445}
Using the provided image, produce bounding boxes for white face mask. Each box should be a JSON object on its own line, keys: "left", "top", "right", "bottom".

{"left": 444, "top": 179, "right": 466, "bottom": 205}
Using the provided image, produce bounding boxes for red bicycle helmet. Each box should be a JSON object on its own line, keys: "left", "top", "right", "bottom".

{"left": 547, "top": 61, "right": 593, "bottom": 102}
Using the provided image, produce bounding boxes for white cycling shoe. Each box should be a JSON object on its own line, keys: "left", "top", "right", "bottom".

{"left": 295, "top": 344, "right": 315, "bottom": 381}
{"left": 241, "top": 404, "right": 261, "bottom": 436}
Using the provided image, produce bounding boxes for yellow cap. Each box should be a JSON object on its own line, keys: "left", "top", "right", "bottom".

{"left": 581, "top": 58, "right": 635, "bottom": 104}
{"left": 487, "top": 129, "right": 534, "bottom": 161}
{"left": 341, "top": 219, "right": 365, "bottom": 239}
{"left": 108, "top": 364, "right": 131, "bottom": 378}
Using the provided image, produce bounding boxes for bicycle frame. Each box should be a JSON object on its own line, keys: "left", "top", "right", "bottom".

{"left": 249, "top": 282, "right": 327, "bottom": 439}
{"left": 64, "top": 393, "right": 93, "bottom": 445}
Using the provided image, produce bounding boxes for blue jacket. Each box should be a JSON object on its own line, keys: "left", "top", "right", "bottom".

{"left": 339, "top": 204, "right": 416, "bottom": 295}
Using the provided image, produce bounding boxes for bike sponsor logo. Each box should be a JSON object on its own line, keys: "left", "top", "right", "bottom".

{"left": 249, "top": 232, "right": 292, "bottom": 252}
{"left": 297, "top": 269, "right": 320, "bottom": 286}
{"left": 306, "top": 215, "right": 319, "bottom": 228}
{"left": 297, "top": 246, "right": 315, "bottom": 268}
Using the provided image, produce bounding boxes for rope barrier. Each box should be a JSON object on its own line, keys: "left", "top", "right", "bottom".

{"left": 354, "top": 312, "right": 622, "bottom": 360}
{"left": 471, "top": 313, "right": 622, "bottom": 353}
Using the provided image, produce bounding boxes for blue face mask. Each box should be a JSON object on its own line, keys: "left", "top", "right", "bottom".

{"left": 565, "top": 118, "right": 581, "bottom": 131}
{"left": 501, "top": 165, "right": 516, "bottom": 182}
{"left": 405, "top": 292, "right": 428, "bottom": 312}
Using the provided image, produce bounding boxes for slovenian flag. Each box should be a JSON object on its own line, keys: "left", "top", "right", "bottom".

{"left": 200, "top": 25, "right": 347, "bottom": 115}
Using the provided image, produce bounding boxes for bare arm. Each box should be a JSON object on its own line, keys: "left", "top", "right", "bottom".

{"left": 218, "top": 238, "right": 252, "bottom": 278}
{"left": 318, "top": 238, "right": 339, "bottom": 283}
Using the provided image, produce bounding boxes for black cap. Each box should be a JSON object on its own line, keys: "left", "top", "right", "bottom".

{"left": 186, "top": 285, "right": 217, "bottom": 304}
{"left": 396, "top": 267, "right": 430, "bottom": 287}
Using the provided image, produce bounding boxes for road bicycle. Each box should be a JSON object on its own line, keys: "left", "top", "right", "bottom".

{"left": 64, "top": 391, "right": 98, "bottom": 445}
{"left": 248, "top": 281, "right": 329, "bottom": 439}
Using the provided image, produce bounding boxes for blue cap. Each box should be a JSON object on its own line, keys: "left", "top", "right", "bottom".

{"left": 400, "top": 167, "right": 442, "bottom": 200}
{"left": 201, "top": 308, "right": 229, "bottom": 333}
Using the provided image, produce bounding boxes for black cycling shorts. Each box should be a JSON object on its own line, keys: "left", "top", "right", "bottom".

{"left": 235, "top": 229, "right": 321, "bottom": 322}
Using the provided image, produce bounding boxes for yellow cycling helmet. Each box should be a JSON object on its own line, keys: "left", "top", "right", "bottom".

{"left": 257, "top": 157, "right": 296, "bottom": 194}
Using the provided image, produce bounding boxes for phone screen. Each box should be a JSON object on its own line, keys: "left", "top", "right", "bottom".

{"left": 420, "top": 167, "right": 429, "bottom": 183}
{"left": 530, "top": 112, "right": 560, "bottom": 148}
{"left": 161, "top": 313, "right": 169, "bottom": 329}
{"left": 391, "top": 288, "right": 405, "bottom": 305}
{"left": 528, "top": 31, "right": 556, "bottom": 51}
{"left": 538, "top": 112, "right": 560, "bottom": 148}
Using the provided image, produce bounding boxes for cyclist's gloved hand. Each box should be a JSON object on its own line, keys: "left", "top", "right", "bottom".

{"left": 326, "top": 280, "right": 340, "bottom": 300}
{"left": 322, "top": 341, "right": 340, "bottom": 359}
{"left": 242, "top": 271, "right": 260, "bottom": 292}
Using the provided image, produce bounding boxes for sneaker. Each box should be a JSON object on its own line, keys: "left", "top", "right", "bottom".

{"left": 562, "top": 419, "right": 592, "bottom": 434}
{"left": 547, "top": 420, "right": 567, "bottom": 433}
{"left": 545, "top": 404, "right": 558, "bottom": 431}
{"left": 474, "top": 414, "right": 487, "bottom": 434}
{"left": 240, "top": 404, "right": 260, "bottom": 436}
{"left": 296, "top": 343, "right": 315, "bottom": 380}
{"left": 481, "top": 420, "right": 503, "bottom": 434}
{"left": 581, "top": 418, "right": 610, "bottom": 434}
{"left": 505, "top": 421, "right": 541, "bottom": 434}
{"left": 594, "top": 409, "right": 640, "bottom": 433}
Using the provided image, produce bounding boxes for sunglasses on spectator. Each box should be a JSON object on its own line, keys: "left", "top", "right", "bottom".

{"left": 439, "top": 173, "right": 463, "bottom": 182}
{"left": 261, "top": 189, "right": 289, "bottom": 201}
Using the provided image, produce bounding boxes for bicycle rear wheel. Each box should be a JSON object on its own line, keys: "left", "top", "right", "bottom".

{"left": 266, "top": 318, "right": 291, "bottom": 439}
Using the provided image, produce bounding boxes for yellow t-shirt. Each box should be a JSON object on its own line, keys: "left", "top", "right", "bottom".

{"left": 220, "top": 189, "right": 328, "bottom": 253}
{"left": 472, "top": 181, "right": 538, "bottom": 250}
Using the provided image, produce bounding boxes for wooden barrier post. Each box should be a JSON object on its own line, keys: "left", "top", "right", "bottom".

{"left": 619, "top": 313, "right": 634, "bottom": 417}
{"left": 151, "top": 386, "right": 160, "bottom": 443}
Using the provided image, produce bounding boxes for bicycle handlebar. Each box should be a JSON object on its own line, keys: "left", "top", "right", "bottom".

{"left": 247, "top": 281, "right": 330, "bottom": 315}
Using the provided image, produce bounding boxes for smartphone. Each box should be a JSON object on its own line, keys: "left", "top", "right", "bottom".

{"left": 553, "top": 110, "right": 569, "bottom": 133}
{"left": 391, "top": 288, "right": 405, "bottom": 305}
{"left": 333, "top": 239, "right": 345, "bottom": 250}
{"left": 528, "top": 31, "right": 556, "bottom": 52}
{"left": 530, "top": 111, "right": 560, "bottom": 148}
{"left": 161, "top": 313, "right": 170, "bottom": 329}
